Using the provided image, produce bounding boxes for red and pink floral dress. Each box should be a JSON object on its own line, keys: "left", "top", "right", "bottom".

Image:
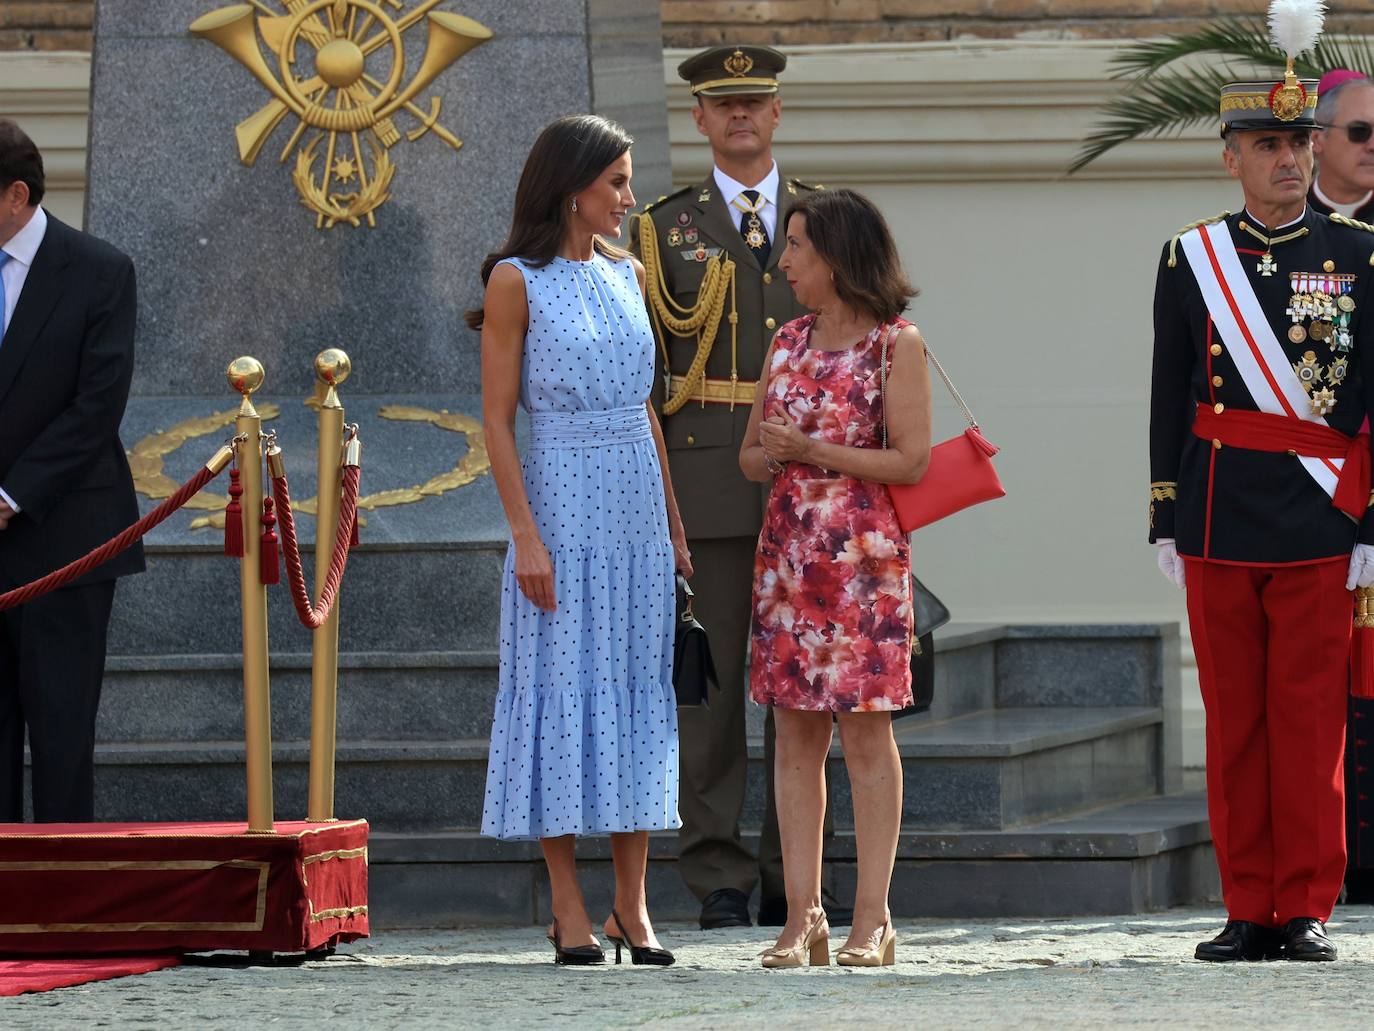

{"left": 749, "top": 314, "right": 914, "bottom": 712}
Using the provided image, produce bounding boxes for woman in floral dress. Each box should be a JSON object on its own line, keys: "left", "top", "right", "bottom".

{"left": 740, "top": 189, "right": 931, "bottom": 969}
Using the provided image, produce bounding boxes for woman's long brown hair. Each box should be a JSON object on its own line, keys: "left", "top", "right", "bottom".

{"left": 465, "top": 115, "right": 634, "bottom": 330}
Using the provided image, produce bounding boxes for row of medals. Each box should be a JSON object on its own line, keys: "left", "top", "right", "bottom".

{"left": 1285, "top": 270, "right": 1355, "bottom": 416}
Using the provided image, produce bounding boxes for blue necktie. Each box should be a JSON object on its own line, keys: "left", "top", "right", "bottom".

{"left": 0, "top": 249, "right": 10, "bottom": 346}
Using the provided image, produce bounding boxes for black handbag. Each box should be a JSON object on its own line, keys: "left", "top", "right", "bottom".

{"left": 896, "top": 574, "right": 951, "bottom": 718}
{"left": 673, "top": 575, "right": 718, "bottom": 707}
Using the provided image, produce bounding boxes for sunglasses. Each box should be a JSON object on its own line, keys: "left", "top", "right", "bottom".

{"left": 1325, "top": 121, "right": 1374, "bottom": 144}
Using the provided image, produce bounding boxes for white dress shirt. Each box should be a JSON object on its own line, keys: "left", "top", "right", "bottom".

{"left": 1, "top": 204, "right": 46, "bottom": 338}
{"left": 712, "top": 163, "right": 780, "bottom": 241}
{"left": 0, "top": 204, "right": 48, "bottom": 514}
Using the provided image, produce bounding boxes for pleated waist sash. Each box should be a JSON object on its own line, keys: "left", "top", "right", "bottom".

{"left": 528, "top": 404, "right": 652, "bottom": 450}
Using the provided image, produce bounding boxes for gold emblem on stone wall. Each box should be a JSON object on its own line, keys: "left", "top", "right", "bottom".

{"left": 190, "top": 1, "right": 492, "bottom": 229}
{"left": 130, "top": 401, "right": 490, "bottom": 529}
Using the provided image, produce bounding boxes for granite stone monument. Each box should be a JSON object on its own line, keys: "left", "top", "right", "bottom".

{"left": 82, "top": 0, "right": 672, "bottom": 856}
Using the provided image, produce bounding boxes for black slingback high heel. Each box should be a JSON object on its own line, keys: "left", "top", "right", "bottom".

{"left": 547, "top": 918, "right": 605, "bottom": 966}
{"left": 605, "top": 910, "right": 675, "bottom": 967}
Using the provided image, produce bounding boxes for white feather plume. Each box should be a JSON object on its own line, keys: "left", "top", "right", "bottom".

{"left": 1268, "top": 0, "right": 1327, "bottom": 60}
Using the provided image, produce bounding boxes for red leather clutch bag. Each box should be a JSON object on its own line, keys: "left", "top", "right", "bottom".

{"left": 880, "top": 326, "right": 1005, "bottom": 534}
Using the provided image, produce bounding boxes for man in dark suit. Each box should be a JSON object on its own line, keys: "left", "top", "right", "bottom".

{"left": 0, "top": 119, "right": 143, "bottom": 822}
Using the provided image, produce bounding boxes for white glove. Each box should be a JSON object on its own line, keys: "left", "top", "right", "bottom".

{"left": 1347, "top": 544, "right": 1374, "bottom": 590}
{"left": 1156, "top": 539, "right": 1186, "bottom": 590}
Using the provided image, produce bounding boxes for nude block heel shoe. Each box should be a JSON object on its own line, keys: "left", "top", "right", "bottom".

{"left": 836, "top": 920, "right": 896, "bottom": 967}
{"left": 761, "top": 914, "right": 830, "bottom": 969}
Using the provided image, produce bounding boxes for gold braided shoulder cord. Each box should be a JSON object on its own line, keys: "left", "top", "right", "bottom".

{"left": 638, "top": 210, "right": 738, "bottom": 415}
{"left": 1167, "top": 211, "right": 1231, "bottom": 268}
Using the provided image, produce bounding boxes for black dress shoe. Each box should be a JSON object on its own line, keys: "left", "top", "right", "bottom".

{"left": 758, "top": 891, "right": 853, "bottom": 928}
{"left": 1194, "top": 920, "right": 1283, "bottom": 962}
{"left": 822, "top": 888, "right": 853, "bottom": 928}
{"left": 1283, "top": 918, "right": 1337, "bottom": 962}
{"left": 699, "top": 888, "right": 751, "bottom": 930}
{"left": 757, "top": 896, "right": 787, "bottom": 927}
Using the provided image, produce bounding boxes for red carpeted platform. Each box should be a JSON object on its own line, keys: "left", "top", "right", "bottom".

{"left": 0, "top": 955, "right": 183, "bottom": 996}
{"left": 0, "top": 820, "right": 369, "bottom": 955}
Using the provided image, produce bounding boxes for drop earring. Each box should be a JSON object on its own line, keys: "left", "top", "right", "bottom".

{"left": 571, "top": 197, "right": 578, "bottom": 213}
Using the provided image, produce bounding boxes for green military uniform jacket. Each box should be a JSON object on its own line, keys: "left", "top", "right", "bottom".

{"left": 631, "top": 170, "right": 819, "bottom": 540}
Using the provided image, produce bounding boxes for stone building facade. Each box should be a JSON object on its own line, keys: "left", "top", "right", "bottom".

{"left": 9, "top": 0, "right": 1374, "bottom": 51}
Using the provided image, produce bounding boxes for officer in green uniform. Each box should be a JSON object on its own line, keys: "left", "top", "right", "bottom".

{"left": 631, "top": 44, "right": 832, "bottom": 929}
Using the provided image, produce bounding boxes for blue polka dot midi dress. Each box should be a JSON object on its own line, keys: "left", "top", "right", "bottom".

{"left": 480, "top": 252, "right": 681, "bottom": 841}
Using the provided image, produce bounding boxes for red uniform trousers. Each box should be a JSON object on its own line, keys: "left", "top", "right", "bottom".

{"left": 1185, "top": 557, "right": 1349, "bottom": 925}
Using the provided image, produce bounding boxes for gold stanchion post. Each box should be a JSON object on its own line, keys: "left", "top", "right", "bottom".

{"left": 228, "top": 356, "right": 275, "bottom": 833}
{"left": 307, "top": 348, "right": 352, "bottom": 822}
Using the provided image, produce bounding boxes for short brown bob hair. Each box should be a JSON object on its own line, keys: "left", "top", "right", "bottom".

{"left": 786, "top": 188, "right": 915, "bottom": 323}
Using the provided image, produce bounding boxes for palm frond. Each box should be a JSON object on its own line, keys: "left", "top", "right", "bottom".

{"left": 1306, "top": 34, "right": 1374, "bottom": 79}
{"left": 1070, "top": 68, "right": 1234, "bottom": 175}
{"left": 1108, "top": 18, "right": 1274, "bottom": 79}
{"left": 1072, "top": 17, "right": 1374, "bottom": 174}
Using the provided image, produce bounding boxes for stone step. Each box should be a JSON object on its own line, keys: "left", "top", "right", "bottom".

{"left": 81, "top": 706, "right": 1162, "bottom": 832}
{"left": 99, "top": 622, "right": 1158, "bottom": 749}
{"left": 108, "top": 545, "right": 506, "bottom": 657}
{"left": 366, "top": 792, "right": 1217, "bottom": 925}
{"left": 100, "top": 651, "right": 501, "bottom": 742}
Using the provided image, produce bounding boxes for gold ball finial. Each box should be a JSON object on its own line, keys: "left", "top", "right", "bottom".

{"left": 227, "top": 356, "right": 265, "bottom": 397}
{"left": 315, "top": 348, "right": 352, "bottom": 388}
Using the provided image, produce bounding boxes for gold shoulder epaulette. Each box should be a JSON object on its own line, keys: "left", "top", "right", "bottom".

{"left": 1167, "top": 211, "right": 1231, "bottom": 268}
{"left": 788, "top": 177, "right": 823, "bottom": 193}
{"left": 1330, "top": 212, "right": 1374, "bottom": 234}
{"left": 1328, "top": 213, "right": 1374, "bottom": 265}
{"left": 642, "top": 185, "right": 691, "bottom": 214}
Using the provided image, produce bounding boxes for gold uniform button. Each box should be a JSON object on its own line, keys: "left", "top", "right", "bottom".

{"left": 763, "top": 272, "right": 773, "bottom": 285}
{"left": 1325, "top": 260, "right": 1336, "bottom": 272}
{"left": 1287, "top": 449, "right": 1298, "bottom": 456}
{"left": 1210, "top": 343, "right": 1223, "bottom": 356}
{"left": 765, "top": 317, "right": 776, "bottom": 330}
{"left": 1213, "top": 438, "right": 1222, "bottom": 450}
{"left": 1213, "top": 402, "right": 1225, "bottom": 414}
{"left": 686, "top": 434, "right": 695, "bottom": 445}
{"left": 1212, "top": 376, "right": 1223, "bottom": 387}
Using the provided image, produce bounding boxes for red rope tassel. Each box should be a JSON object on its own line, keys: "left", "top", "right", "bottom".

{"left": 260, "top": 497, "right": 280, "bottom": 586}
{"left": 224, "top": 468, "right": 244, "bottom": 557}
{"left": 1354, "top": 590, "right": 1374, "bottom": 700}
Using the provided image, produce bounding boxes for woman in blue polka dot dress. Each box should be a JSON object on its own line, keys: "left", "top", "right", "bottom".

{"left": 467, "top": 116, "right": 692, "bottom": 966}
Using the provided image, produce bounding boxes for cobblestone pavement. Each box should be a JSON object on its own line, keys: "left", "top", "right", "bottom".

{"left": 8, "top": 907, "right": 1374, "bottom": 1029}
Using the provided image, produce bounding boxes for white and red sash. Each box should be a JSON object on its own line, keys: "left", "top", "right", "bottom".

{"left": 1178, "top": 220, "right": 1343, "bottom": 500}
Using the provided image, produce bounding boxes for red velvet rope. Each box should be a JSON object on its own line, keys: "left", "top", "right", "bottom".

{"left": 270, "top": 464, "right": 361, "bottom": 630}
{"left": 0, "top": 463, "right": 221, "bottom": 611}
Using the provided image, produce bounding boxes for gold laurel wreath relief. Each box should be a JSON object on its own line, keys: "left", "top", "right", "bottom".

{"left": 128, "top": 403, "right": 490, "bottom": 531}
{"left": 190, "top": 1, "right": 493, "bottom": 229}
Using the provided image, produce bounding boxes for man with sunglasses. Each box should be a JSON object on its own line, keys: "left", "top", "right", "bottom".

{"left": 1310, "top": 69, "right": 1374, "bottom": 223}
{"left": 1313, "top": 70, "right": 1374, "bottom": 907}
{"left": 1150, "top": 70, "right": 1374, "bottom": 964}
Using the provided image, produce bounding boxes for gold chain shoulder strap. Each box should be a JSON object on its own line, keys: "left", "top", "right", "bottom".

{"left": 637, "top": 209, "right": 738, "bottom": 414}
{"left": 880, "top": 323, "right": 978, "bottom": 449}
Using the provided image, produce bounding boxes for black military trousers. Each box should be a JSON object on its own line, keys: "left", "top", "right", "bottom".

{"left": 0, "top": 579, "right": 117, "bottom": 822}
{"left": 677, "top": 536, "right": 833, "bottom": 903}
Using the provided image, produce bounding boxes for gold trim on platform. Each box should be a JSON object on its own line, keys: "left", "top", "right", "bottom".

{"left": 0, "top": 859, "right": 268, "bottom": 933}
{"left": 310, "top": 904, "right": 369, "bottom": 922}
{"left": 302, "top": 846, "right": 370, "bottom": 866}
{"left": 669, "top": 374, "right": 757, "bottom": 407}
